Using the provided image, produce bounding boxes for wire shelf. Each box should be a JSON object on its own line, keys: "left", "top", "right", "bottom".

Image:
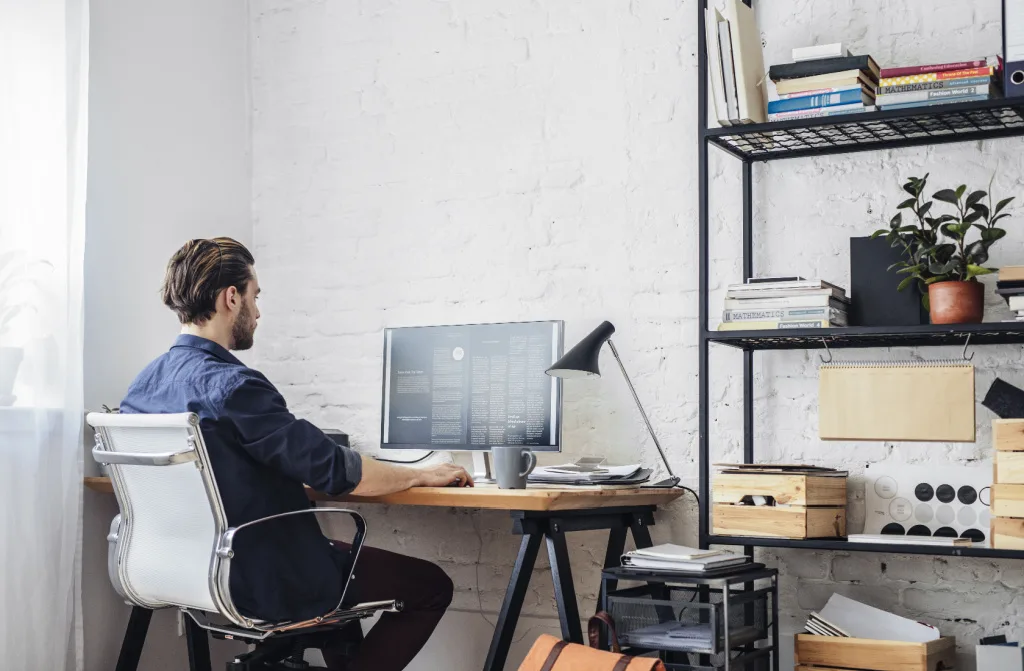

{"left": 709, "top": 535, "right": 1024, "bottom": 559}
{"left": 705, "top": 98, "right": 1024, "bottom": 162}
{"left": 705, "top": 322, "right": 1024, "bottom": 351}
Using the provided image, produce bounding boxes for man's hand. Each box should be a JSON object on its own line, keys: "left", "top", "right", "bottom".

{"left": 415, "top": 463, "right": 474, "bottom": 488}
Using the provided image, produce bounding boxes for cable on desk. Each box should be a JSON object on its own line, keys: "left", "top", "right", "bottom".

{"left": 673, "top": 483, "right": 700, "bottom": 505}
{"left": 371, "top": 451, "right": 435, "bottom": 464}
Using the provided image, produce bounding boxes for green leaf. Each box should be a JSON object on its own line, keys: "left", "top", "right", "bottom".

{"left": 917, "top": 201, "right": 933, "bottom": 217}
{"left": 897, "top": 265, "right": 923, "bottom": 275}
{"left": 934, "top": 189, "right": 959, "bottom": 204}
{"left": 956, "top": 184, "right": 967, "bottom": 199}
{"left": 922, "top": 292, "right": 930, "bottom": 310}
{"left": 925, "top": 276, "right": 946, "bottom": 285}
{"left": 887, "top": 261, "right": 908, "bottom": 272}
{"left": 897, "top": 197, "right": 917, "bottom": 210}
{"left": 964, "top": 210, "right": 984, "bottom": 224}
{"left": 966, "top": 190, "right": 987, "bottom": 208}
{"left": 966, "top": 264, "right": 995, "bottom": 280}
{"left": 897, "top": 276, "right": 917, "bottom": 292}
{"left": 903, "top": 181, "right": 919, "bottom": 196}
{"left": 871, "top": 229, "right": 888, "bottom": 239}
{"left": 890, "top": 212, "right": 903, "bottom": 228}
{"left": 969, "top": 202, "right": 990, "bottom": 219}
{"left": 995, "top": 196, "right": 1015, "bottom": 215}
{"left": 982, "top": 227, "right": 1006, "bottom": 242}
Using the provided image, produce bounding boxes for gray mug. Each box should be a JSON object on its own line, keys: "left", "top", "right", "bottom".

{"left": 491, "top": 446, "right": 537, "bottom": 489}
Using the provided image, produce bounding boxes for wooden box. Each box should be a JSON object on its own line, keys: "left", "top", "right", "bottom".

{"left": 994, "top": 419, "right": 1024, "bottom": 452}
{"left": 994, "top": 450, "right": 1024, "bottom": 484}
{"left": 712, "top": 472, "right": 846, "bottom": 507}
{"left": 794, "top": 634, "right": 956, "bottom": 671}
{"left": 992, "top": 517, "right": 1024, "bottom": 550}
{"left": 712, "top": 503, "right": 845, "bottom": 539}
{"left": 991, "top": 484, "right": 1024, "bottom": 518}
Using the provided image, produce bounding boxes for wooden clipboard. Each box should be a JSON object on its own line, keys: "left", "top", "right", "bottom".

{"left": 819, "top": 362, "right": 975, "bottom": 442}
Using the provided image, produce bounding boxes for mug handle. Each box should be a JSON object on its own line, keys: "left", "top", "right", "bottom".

{"left": 519, "top": 450, "right": 537, "bottom": 478}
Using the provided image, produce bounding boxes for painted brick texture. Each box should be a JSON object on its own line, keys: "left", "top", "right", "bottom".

{"left": 249, "top": 1, "right": 1024, "bottom": 668}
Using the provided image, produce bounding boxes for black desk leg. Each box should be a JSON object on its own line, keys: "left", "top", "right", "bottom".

{"left": 185, "top": 616, "right": 212, "bottom": 671}
{"left": 115, "top": 606, "right": 152, "bottom": 671}
{"left": 484, "top": 533, "right": 543, "bottom": 671}
{"left": 546, "top": 525, "right": 583, "bottom": 644}
{"left": 629, "top": 515, "right": 654, "bottom": 549}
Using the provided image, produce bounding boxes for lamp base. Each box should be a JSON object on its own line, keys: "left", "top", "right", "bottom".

{"left": 645, "top": 476, "right": 681, "bottom": 489}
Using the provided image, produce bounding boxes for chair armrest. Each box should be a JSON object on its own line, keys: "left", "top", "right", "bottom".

{"left": 92, "top": 446, "right": 198, "bottom": 466}
{"left": 219, "top": 508, "right": 367, "bottom": 616}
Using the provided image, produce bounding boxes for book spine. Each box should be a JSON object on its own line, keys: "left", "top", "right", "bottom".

{"left": 777, "top": 320, "right": 832, "bottom": 329}
{"left": 879, "top": 67, "right": 995, "bottom": 87}
{"left": 879, "top": 94, "right": 988, "bottom": 110}
{"left": 767, "top": 89, "right": 865, "bottom": 113}
{"left": 876, "top": 85, "right": 990, "bottom": 106}
{"left": 877, "top": 76, "right": 992, "bottom": 95}
{"left": 879, "top": 59, "right": 988, "bottom": 78}
{"left": 776, "top": 85, "right": 862, "bottom": 100}
{"left": 723, "top": 307, "right": 846, "bottom": 323}
{"left": 768, "top": 104, "right": 866, "bottom": 121}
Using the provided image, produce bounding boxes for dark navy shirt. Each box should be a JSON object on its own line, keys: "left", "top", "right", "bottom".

{"left": 120, "top": 334, "right": 363, "bottom": 622}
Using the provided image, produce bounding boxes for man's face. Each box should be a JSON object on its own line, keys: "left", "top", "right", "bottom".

{"left": 231, "top": 271, "right": 261, "bottom": 351}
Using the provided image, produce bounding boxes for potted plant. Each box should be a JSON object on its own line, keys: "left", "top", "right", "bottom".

{"left": 873, "top": 174, "right": 1014, "bottom": 324}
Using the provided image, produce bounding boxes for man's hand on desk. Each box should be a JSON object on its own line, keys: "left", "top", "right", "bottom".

{"left": 414, "top": 463, "right": 474, "bottom": 488}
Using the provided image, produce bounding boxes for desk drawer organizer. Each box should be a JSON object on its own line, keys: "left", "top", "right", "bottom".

{"left": 712, "top": 472, "right": 847, "bottom": 539}
{"left": 794, "top": 634, "right": 956, "bottom": 671}
{"left": 993, "top": 419, "right": 1024, "bottom": 550}
{"left": 600, "top": 565, "right": 778, "bottom": 670}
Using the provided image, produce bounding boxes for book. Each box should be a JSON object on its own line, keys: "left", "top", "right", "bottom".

{"left": 879, "top": 66, "right": 996, "bottom": 87}
{"left": 879, "top": 57, "right": 995, "bottom": 78}
{"left": 847, "top": 533, "right": 973, "bottom": 547}
{"left": 719, "top": 20, "right": 740, "bottom": 122}
{"left": 767, "top": 89, "right": 873, "bottom": 114}
{"left": 774, "top": 70, "right": 875, "bottom": 96}
{"left": 723, "top": 0, "right": 766, "bottom": 124}
{"left": 723, "top": 306, "right": 848, "bottom": 324}
{"left": 769, "top": 55, "right": 880, "bottom": 82}
{"left": 877, "top": 75, "right": 993, "bottom": 95}
{"left": 1000, "top": 266, "right": 1024, "bottom": 282}
{"left": 722, "top": 294, "right": 848, "bottom": 310}
{"left": 1010, "top": 296, "right": 1024, "bottom": 312}
{"left": 727, "top": 286, "right": 846, "bottom": 301}
{"left": 768, "top": 104, "right": 868, "bottom": 122}
{"left": 630, "top": 544, "right": 726, "bottom": 561}
{"left": 880, "top": 95, "right": 989, "bottom": 110}
{"left": 728, "top": 279, "right": 843, "bottom": 292}
{"left": 621, "top": 553, "right": 749, "bottom": 572}
{"left": 717, "top": 319, "right": 836, "bottom": 331}
{"left": 746, "top": 276, "right": 804, "bottom": 283}
{"left": 775, "top": 83, "right": 872, "bottom": 100}
{"left": 793, "top": 43, "right": 848, "bottom": 62}
{"left": 876, "top": 84, "right": 993, "bottom": 107}
{"left": 705, "top": 8, "right": 732, "bottom": 126}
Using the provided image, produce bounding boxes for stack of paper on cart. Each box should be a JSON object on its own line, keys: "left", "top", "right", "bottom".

{"left": 621, "top": 544, "right": 750, "bottom": 573}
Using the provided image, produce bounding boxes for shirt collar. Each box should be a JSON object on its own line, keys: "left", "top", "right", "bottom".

{"left": 171, "top": 334, "right": 245, "bottom": 366}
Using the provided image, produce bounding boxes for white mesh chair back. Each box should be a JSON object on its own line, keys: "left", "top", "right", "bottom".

{"left": 88, "top": 412, "right": 227, "bottom": 614}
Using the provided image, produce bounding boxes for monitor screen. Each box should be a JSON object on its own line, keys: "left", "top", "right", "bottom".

{"left": 381, "top": 321, "right": 563, "bottom": 451}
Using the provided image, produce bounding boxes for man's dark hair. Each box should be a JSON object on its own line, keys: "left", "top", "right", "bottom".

{"left": 161, "top": 237, "right": 255, "bottom": 325}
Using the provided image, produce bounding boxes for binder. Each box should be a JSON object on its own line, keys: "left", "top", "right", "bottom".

{"left": 819, "top": 361, "right": 975, "bottom": 442}
{"left": 1005, "top": 0, "right": 1024, "bottom": 96}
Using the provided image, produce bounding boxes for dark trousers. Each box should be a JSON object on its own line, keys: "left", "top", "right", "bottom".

{"left": 322, "top": 543, "right": 454, "bottom": 671}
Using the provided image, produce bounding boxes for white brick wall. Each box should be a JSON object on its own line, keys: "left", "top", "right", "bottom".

{"left": 250, "top": 1, "right": 1024, "bottom": 668}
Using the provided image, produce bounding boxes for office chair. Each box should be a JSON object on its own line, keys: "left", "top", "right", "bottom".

{"left": 88, "top": 412, "right": 400, "bottom": 671}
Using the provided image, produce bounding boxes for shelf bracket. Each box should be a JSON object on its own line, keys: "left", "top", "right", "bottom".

{"left": 962, "top": 334, "right": 974, "bottom": 362}
{"left": 818, "top": 338, "right": 833, "bottom": 364}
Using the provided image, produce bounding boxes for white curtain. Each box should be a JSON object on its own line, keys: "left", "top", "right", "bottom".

{"left": 0, "top": 0, "right": 88, "bottom": 668}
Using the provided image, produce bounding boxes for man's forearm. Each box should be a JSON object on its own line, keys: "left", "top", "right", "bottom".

{"left": 350, "top": 455, "right": 422, "bottom": 496}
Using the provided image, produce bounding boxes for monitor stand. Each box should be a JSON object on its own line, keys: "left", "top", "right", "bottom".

{"left": 472, "top": 451, "right": 497, "bottom": 485}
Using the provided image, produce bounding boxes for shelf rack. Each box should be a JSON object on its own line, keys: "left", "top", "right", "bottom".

{"left": 696, "top": 0, "right": 1024, "bottom": 560}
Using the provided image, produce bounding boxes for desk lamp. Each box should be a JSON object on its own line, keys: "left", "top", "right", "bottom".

{"left": 545, "top": 321, "right": 680, "bottom": 488}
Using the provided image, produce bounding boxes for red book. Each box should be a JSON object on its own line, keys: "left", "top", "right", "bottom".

{"left": 880, "top": 59, "right": 989, "bottom": 78}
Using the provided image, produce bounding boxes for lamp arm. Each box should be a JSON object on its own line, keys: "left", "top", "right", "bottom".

{"left": 606, "top": 339, "right": 675, "bottom": 479}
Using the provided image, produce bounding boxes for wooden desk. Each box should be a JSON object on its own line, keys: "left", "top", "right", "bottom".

{"left": 86, "top": 477, "right": 681, "bottom": 670}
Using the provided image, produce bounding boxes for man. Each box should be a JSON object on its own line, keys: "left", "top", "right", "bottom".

{"left": 121, "top": 237, "right": 472, "bottom": 671}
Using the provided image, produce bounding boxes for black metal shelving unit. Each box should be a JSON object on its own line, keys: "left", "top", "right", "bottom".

{"left": 697, "top": 0, "right": 1024, "bottom": 560}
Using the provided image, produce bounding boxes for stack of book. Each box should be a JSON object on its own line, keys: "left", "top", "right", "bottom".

{"left": 997, "top": 266, "right": 1024, "bottom": 321}
{"left": 620, "top": 544, "right": 749, "bottom": 573}
{"left": 719, "top": 278, "right": 849, "bottom": 331}
{"left": 766, "top": 49, "right": 879, "bottom": 122}
{"left": 704, "top": 0, "right": 766, "bottom": 125}
{"left": 876, "top": 57, "right": 1001, "bottom": 110}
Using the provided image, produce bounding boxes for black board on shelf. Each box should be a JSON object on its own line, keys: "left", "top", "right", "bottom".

{"left": 849, "top": 236, "right": 929, "bottom": 326}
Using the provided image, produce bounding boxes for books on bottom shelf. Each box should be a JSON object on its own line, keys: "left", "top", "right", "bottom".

{"left": 620, "top": 544, "right": 750, "bottom": 573}
{"left": 719, "top": 277, "right": 849, "bottom": 331}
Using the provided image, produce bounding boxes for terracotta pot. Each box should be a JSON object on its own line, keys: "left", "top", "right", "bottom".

{"left": 928, "top": 280, "right": 984, "bottom": 324}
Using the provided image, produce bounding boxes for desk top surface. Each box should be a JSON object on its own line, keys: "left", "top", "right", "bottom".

{"left": 84, "top": 476, "right": 681, "bottom": 511}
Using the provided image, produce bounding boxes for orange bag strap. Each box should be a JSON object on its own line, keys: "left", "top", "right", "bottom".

{"left": 611, "top": 656, "right": 633, "bottom": 671}
{"left": 539, "top": 640, "right": 569, "bottom": 671}
{"left": 588, "top": 611, "right": 621, "bottom": 653}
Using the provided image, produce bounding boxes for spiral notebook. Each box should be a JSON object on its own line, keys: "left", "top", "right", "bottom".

{"left": 819, "top": 360, "right": 975, "bottom": 442}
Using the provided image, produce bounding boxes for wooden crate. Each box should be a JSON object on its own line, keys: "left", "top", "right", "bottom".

{"left": 994, "top": 419, "right": 1024, "bottom": 452}
{"left": 995, "top": 450, "right": 1024, "bottom": 484}
{"left": 712, "top": 472, "right": 847, "bottom": 507}
{"left": 991, "top": 484, "right": 1024, "bottom": 518}
{"left": 712, "top": 503, "right": 845, "bottom": 539}
{"left": 794, "top": 634, "right": 956, "bottom": 671}
{"left": 992, "top": 517, "right": 1024, "bottom": 550}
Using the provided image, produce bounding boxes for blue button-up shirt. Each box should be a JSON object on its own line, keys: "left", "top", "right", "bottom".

{"left": 120, "top": 334, "right": 363, "bottom": 622}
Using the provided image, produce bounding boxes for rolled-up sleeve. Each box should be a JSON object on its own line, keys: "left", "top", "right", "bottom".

{"left": 221, "top": 373, "right": 363, "bottom": 495}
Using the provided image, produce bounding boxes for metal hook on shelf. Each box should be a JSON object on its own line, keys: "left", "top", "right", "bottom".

{"left": 962, "top": 334, "right": 974, "bottom": 362}
{"left": 818, "top": 338, "right": 833, "bottom": 364}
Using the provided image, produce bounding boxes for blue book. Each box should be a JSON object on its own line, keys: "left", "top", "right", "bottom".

{"left": 767, "top": 88, "right": 869, "bottom": 114}
{"left": 880, "top": 94, "right": 990, "bottom": 110}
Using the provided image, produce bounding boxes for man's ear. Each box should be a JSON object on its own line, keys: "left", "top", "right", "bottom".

{"left": 222, "top": 285, "right": 240, "bottom": 312}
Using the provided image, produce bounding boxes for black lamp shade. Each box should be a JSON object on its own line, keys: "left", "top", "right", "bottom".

{"left": 545, "top": 321, "right": 615, "bottom": 379}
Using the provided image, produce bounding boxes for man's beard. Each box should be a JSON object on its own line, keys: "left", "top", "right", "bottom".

{"left": 231, "top": 302, "right": 257, "bottom": 351}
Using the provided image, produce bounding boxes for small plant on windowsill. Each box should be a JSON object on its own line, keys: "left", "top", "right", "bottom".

{"left": 873, "top": 173, "right": 1015, "bottom": 324}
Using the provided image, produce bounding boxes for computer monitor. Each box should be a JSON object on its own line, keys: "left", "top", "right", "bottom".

{"left": 381, "top": 320, "right": 563, "bottom": 479}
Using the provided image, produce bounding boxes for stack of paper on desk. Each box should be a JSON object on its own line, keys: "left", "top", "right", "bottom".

{"left": 621, "top": 544, "right": 750, "bottom": 572}
{"left": 528, "top": 463, "right": 650, "bottom": 485}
